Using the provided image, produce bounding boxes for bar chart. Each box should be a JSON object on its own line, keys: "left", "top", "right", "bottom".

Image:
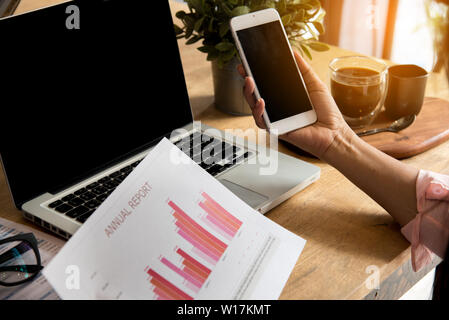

{"left": 199, "top": 192, "right": 243, "bottom": 241}
{"left": 146, "top": 192, "right": 244, "bottom": 300}
{"left": 146, "top": 267, "right": 193, "bottom": 300}
{"left": 159, "top": 248, "right": 211, "bottom": 294}
{"left": 43, "top": 139, "right": 306, "bottom": 300}
{"left": 169, "top": 197, "right": 230, "bottom": 265}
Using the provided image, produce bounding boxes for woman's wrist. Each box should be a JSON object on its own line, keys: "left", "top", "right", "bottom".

{"left": 320, "top": 122, "right": 419, "bottom": 225}
{"left": 320, "top": 124, "right": 359, "bottom": 166}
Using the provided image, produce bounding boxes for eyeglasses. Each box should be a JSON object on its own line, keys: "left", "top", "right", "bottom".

{"left": 0, "top": 233, "right": 43, "bottom": 287}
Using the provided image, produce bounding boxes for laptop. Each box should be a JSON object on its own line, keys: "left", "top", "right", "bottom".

{"left": 0, "top": 0, "right": 320, "bottom": 239}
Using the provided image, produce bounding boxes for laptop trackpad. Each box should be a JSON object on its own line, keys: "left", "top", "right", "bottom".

{"left": 219, "top": 179, "right": 268, "bottom": 209}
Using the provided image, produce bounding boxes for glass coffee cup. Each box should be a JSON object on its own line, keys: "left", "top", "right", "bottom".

{"left": 329, "top": 56, "right": 388, "bottom": 128}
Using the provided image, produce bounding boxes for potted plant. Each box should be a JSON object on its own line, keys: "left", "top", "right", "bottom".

{"left": 174, "top": 0, "right": 329, "bottom": 115}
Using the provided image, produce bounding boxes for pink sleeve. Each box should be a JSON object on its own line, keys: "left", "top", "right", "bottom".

{"left": 401, "top": 170, "right": 449, "bottom": 272}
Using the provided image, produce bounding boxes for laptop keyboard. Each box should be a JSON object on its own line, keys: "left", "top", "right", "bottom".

{"left": 47, "top": 160, "right": 140, "bottom": 223}
{"left": 47, "top": 132, "right": 252, "bottom": 224}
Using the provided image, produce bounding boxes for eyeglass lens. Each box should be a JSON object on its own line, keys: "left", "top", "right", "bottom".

{"left": 0, "top": 240, "right": 38, "bottom": 284}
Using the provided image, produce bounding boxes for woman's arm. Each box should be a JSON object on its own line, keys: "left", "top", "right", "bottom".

{"left": 322, "top": 125, "right": 419, "bottom": 226}
{"left": 239, "top": 51, "right": 419, "bottom": 226}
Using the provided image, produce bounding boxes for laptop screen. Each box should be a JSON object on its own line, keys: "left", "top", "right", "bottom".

{"left": 0, "top": 0, "right": 193, "bottom": 208}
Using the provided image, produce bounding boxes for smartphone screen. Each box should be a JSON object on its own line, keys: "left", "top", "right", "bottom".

{"left": 237, "top": 21, "right": 312, "bottom": 123}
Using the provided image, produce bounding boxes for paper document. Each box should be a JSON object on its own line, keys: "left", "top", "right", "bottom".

{"left": 43, "top": 138, "right": 306, "bottom": 299}
{"left": 0, "top": 217, "right": 64, "bottom": 300}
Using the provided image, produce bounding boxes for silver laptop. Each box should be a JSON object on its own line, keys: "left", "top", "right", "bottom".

{"left": 0, "top": 0, "right": 319, "bottom": 239}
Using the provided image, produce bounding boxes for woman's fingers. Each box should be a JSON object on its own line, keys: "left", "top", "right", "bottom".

{"left": 243, "top": 76, "right": 258, "bottom": 107}
{"left": 238, "top": 64, "right": 266, "bottom": 129}
{"left": 243, "top": 77, "right": 266, "bottom": 129}
{"left": 239, "top": 65, "right": 257, "bottom": 108}
{"left": 237, "top": 64, "right": 247, "bottom": 78}
{"left": 253, "top": 98, "right": 267, "bottom": 129}
{"left": 293, "top": 51, "right": 326, "bottom": 93}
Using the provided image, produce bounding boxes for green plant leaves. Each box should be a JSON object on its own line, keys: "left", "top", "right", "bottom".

{"left": 312, "top": 21, "right": 324, "bottom": 34}
{"left": 194, "top": 17, "right": 205, "bottom": 32}
{"left": 186, "top": 35, "right": 202, "bottom": 44}
{"left": 300, "top": 43, "right": 312, "bottom": 60}
{"left": 188, "top": 0, "right": 204, "bottom": 15}
{"left": 175, "top": 10, "right": 187, "bottom": 19}
{"left": 215, "top": 41, "right": 235, "bottom": 51}
{"left": 174, "top": 24, "right": 183, "bottom": 36}
{"left": 219, "top": 23, "right": 230, "bottom": 37}
{"left": 231, "top": 6, "right": 250, "bottom": 17}
{"left": 305, "top": 41, "right": 329, "bottom": 52}
{"left": 197, "top": 45, "right": 212, "bottom": 53}
{"left": 175, "top": 0, "right": 329, "bottom": 65}
{"left": 281, "top": 14, "right": 292, "bottom": 25}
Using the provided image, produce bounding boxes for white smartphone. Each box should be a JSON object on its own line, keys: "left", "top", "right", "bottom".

{"left": 230, "top": 8, "right": 317, "bottom": 135}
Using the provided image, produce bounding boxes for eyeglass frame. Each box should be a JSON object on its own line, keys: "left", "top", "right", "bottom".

{"left": 0, "top": 233, "right": 43, "bottom": 287}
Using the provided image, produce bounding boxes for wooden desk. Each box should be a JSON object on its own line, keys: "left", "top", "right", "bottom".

{"left": 13, "top": 0, "right": 69, "bottom": 16}
{"left": 169, "top": 0, "right": 449, "bottom": 300}
{"left": 2, "top": 0, "right": 449, "bottom": 300}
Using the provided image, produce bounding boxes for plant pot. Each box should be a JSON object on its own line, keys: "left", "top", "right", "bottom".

{"left": 211, "top": 57, "right": 252, "bottom": 116}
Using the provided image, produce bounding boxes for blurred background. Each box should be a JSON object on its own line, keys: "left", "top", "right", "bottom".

{"left": 320, "top": 0, "right": 449, "bottom": 72}
{"left": 2, "top": 0, "right": 448, "bottom": 74}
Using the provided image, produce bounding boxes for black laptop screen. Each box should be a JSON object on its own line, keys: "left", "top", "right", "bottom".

{"left": 0, "top": 0, "right": 193, "bottom": 208}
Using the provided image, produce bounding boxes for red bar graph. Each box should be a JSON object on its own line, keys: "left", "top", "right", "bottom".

{"left": 169, "top": 200, "right": 227, "bottom": 264}
{"left": 159, "top": 248, "right": 212, "bottom": 293}
{"left": 199, "top": 192, "right": 243, "bottom": 240}
{"left": 147, "top": 268, "right": 193, "bottom": 300}
{"left": 145, "top": 193, "right": 243, "bottom": 299}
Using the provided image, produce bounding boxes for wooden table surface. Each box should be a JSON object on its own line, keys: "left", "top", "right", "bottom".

{"left": 13, "top": 0, "right": 69, "bottom": 16}
{"left": 2, "top": 0, "right": 449, "bottom": 299}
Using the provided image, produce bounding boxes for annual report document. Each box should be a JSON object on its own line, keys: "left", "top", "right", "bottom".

{"left": 43, "top": 138, "right": 306, "bottom": 299}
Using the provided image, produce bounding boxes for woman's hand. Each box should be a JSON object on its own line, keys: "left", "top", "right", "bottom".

{"left": 238, "top": 51, "right": 353, "bottom": 160}
{"left": 240, "top": 50, "right": 419, "bottom": 226}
